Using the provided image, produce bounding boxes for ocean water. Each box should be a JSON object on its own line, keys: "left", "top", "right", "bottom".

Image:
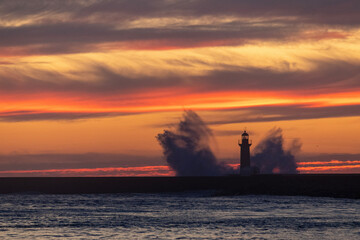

{"left": 0, "top": 193, "right": 359, "bottom": 239}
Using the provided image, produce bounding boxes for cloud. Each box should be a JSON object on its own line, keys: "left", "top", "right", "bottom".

{"left": 185, "top": 0, "right": 360, "bottom": 26}
{"left": 0, "top": 166, "right": 173, "bottom": 177}
{"left": 214, "top": 130, "right": 257, "bottom": 137}
{"left": 196, "top": 60, "right": 360, "bottom": 92}
{"left": 207, "top": 104, "right": 360, "bottom": 125}
{"left": 1, "top": 58, "right": 360, "bottom": 122}
{"left": 1, "top": 59, "right": 360, "bottom": 95}
{"left": 0, "top": 61, "right": 13, "bottom": 65}
{"left": 298, "top": 153, "right": 360, "bottom": 163}
{"left": 1, "top": 1, "right": 359, "bottom": 55}
{"left": 0, "top": 21, "right": 301, "bottom": 55}
{"left": 0, "top": 153, "right": 163, "bottom": 171}
{"left": 2, "top": 103, "right": 360, "bottom": 123}
{"left": 0, "top": 63, "right": 181, "bottom": 94}
{"left": 12, "top": 0, "right": 356, "bottom": 26}
{"left": 0, "top": 110, "right": 127, "bottom": 122}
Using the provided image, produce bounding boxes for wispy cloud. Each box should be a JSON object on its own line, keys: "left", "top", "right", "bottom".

{"left": 0, "top": 153, "right": 163, "bottom": 171}
{"left": 1, "top": 1, "right": 360, "bottom": 55}
{"left": 0, "top": 166, "right": 174, "bottom": 177}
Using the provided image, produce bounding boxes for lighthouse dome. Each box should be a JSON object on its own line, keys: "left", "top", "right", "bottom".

{"left": 242, "top": 131, "right": 249, "bottom": 136}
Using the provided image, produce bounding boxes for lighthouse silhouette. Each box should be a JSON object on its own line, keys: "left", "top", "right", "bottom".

{"left": 238, "top": 130, "right": 258, "bottom": 175}
{"left": 239, "top": 130, "right": 251, "bottom": 168}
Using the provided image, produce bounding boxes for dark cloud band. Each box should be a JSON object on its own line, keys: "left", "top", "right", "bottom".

{"left": 0, "top": 1, "right": 359, "bottom": 55}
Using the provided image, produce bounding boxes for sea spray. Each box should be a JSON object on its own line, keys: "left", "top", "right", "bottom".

{"left": 156, "top": 110, "right": 234, "bottom": 176}
{"left": 252, "top": 128, "right": 299, "bottom": 174}
{"left": 157, "top": 111, "right": 299, "bottom": 175}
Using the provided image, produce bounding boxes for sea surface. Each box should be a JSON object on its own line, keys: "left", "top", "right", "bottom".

{"left": 0, "top": 193, "right": 359, "bottom": 239}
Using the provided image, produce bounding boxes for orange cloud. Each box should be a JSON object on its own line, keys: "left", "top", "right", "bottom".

{"left": 0, "top": 166, "right": 175, "bottom": 177}
{"left": 1, "top": 89, "right": 360, "bottom": 122}
{"left": 2, "top": 160, "right": 359, "bottom": 177}
{"left": 298, "top": 160, "right": 360, "bottom": 166}
{"left": 298, "top": 165, "right": 360, "bottom": 173}
{"left": 0, "top": 89, "right": 359, "bottom": 112}
{"left": 297, "top": 160, "right": 360, "bottom": 173}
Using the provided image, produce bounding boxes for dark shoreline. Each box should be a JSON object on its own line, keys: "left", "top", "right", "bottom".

{"left": 0, "top": 174, "right": 359, "bottom": 199}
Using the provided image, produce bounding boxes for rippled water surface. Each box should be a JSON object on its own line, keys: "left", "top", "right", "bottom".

{"left": 0, "top": 193, "right": 359, "bottom": 239}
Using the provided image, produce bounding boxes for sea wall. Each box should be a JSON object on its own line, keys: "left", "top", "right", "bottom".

{"left": 0, "top": 174, "right": 359, "bottom": 199}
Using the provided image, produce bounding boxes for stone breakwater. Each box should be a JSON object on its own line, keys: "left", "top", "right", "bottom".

{"left": 1, "top": 174, "right": 359, "bottom": 199}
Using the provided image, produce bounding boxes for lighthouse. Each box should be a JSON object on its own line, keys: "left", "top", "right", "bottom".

{"left": 238, "top": 130, "right": 252, "bottom": 174}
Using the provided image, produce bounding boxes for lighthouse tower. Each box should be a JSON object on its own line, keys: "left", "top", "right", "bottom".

{"left": 238, "top": 130, "right": 252, "bottom": 172}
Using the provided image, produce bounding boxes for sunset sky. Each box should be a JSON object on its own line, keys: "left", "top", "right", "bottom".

{"left": 1, "top": 0, "right": 360, "bottom": 176}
